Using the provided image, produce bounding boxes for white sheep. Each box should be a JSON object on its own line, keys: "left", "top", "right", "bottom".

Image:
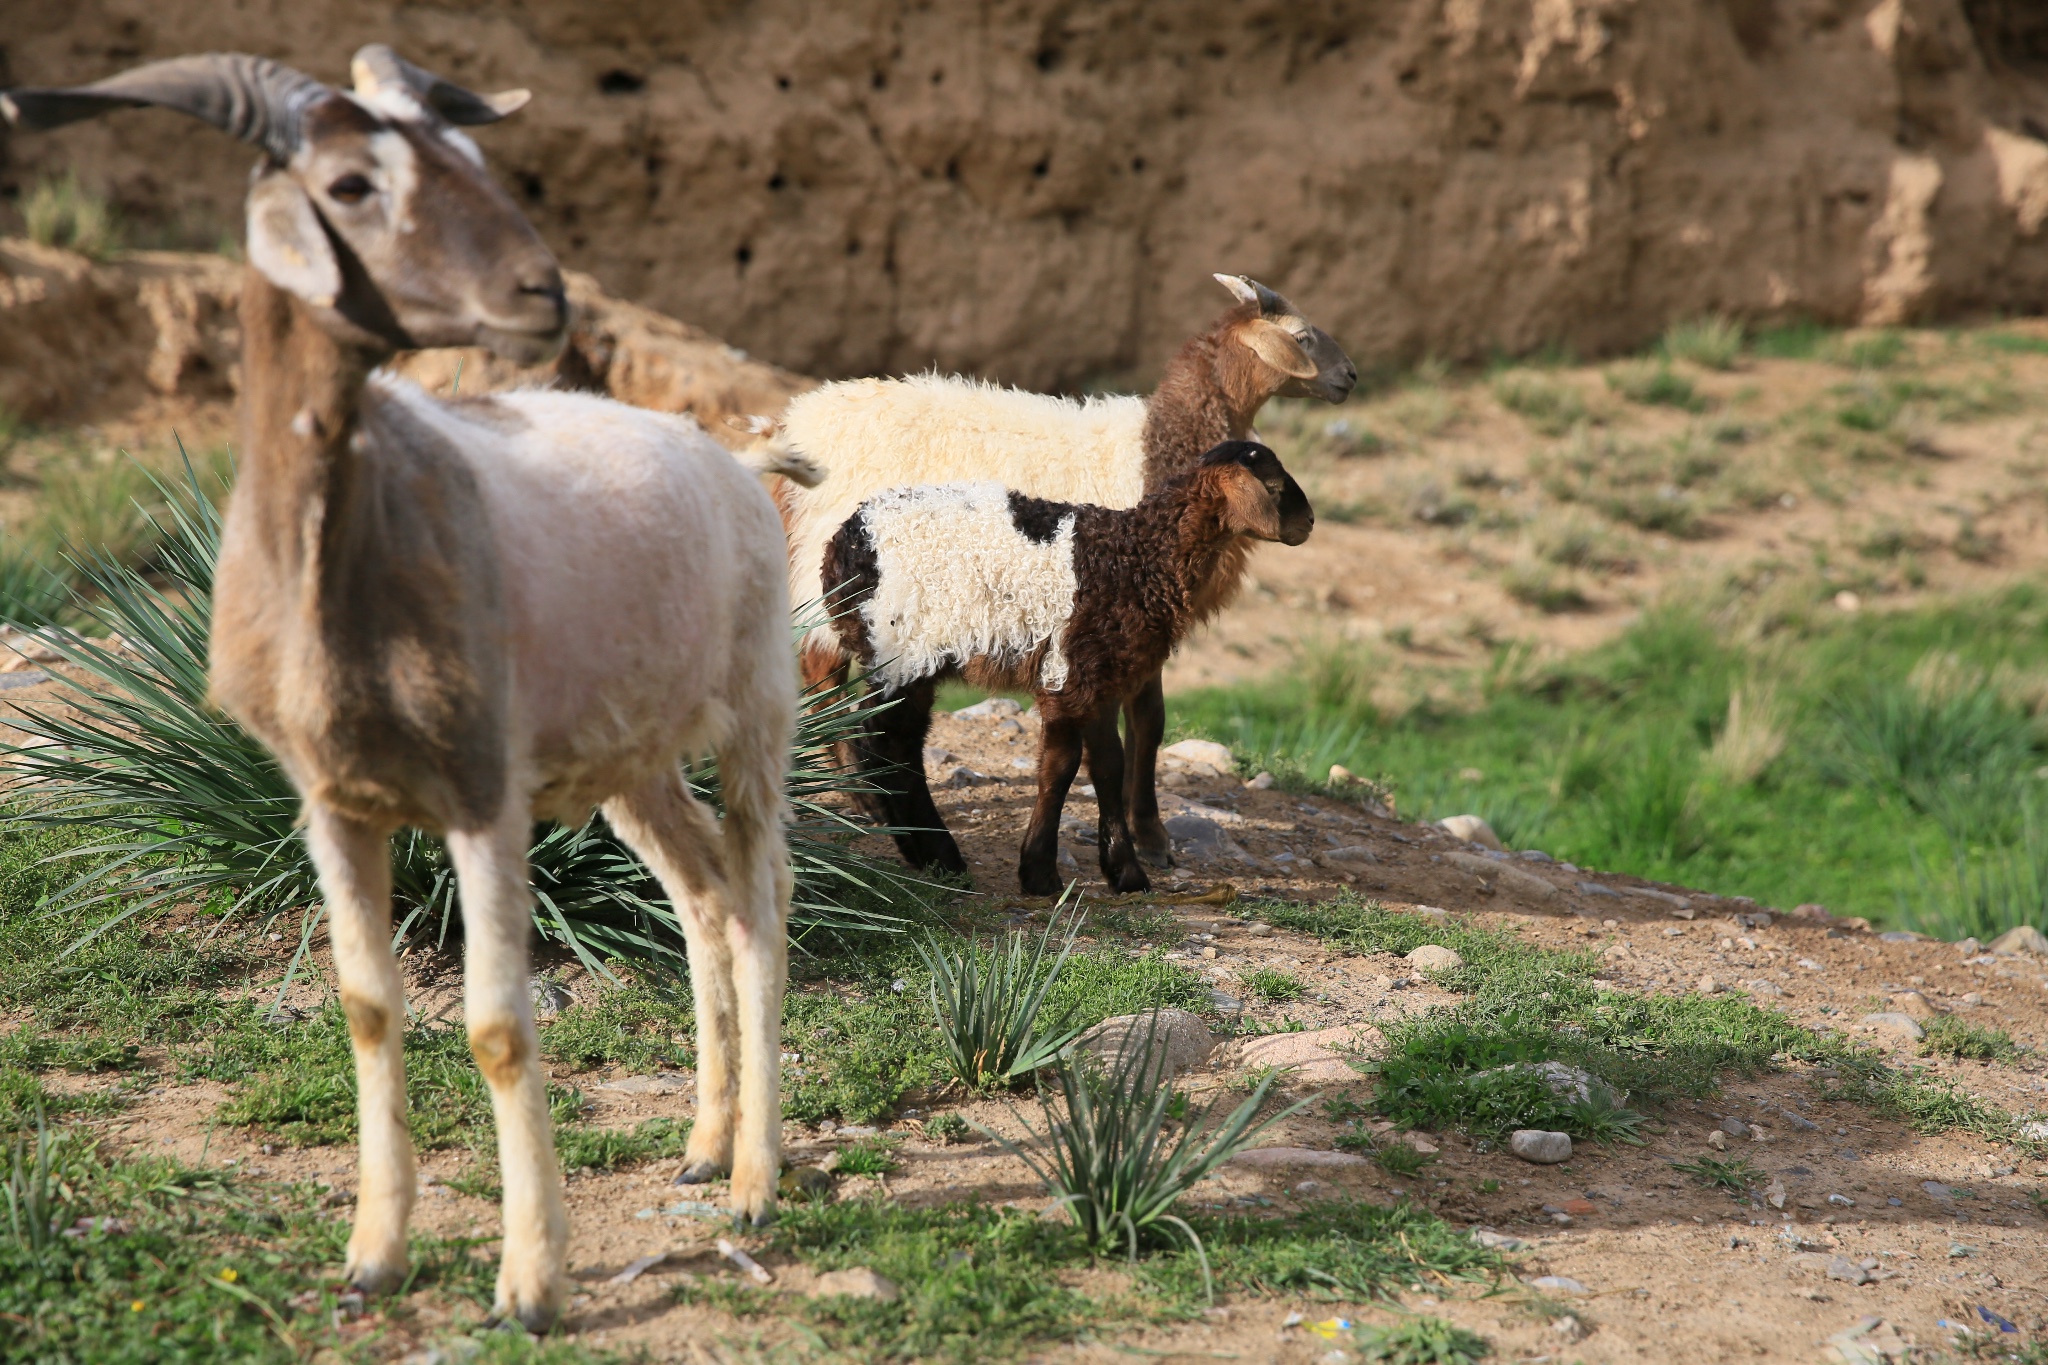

{"left": 778, "top": 275, "right": 1354, "bottom": 867}
{"left": 3, "top": 48, "right": 795, "bottom": 1330}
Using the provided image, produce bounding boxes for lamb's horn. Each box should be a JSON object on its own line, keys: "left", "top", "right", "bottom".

{"left": 1, "top": 52, "right": 328, "bottom": 163}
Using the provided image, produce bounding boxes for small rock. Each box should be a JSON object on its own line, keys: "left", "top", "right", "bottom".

{"left": 1446, "top": 851, "right": 1560, "bottom": 901}
{"left": 1887, "top": 990, "right": 1938, "bottom": 1018}
{"left": 1321, "top": 844, "right": 1379, "bottom": 868}
{"left": 810, "top": 1267, "right": 900, "bottom": 1302}
{"left": 1792, "top": 903, "right": 1832, "bottom": 921}
{"left": 1161, "top": 738, "right": 1236, "bottom": 776}
{"left": 1244, "top": 771, "right": 1275, "bottom": 790}
{"left": 1073, "top": 1009, "right": 1215, "bottom": 1089}
{"left": 1479, "top": 1061, "right": 1614, "bottom": 1107}
{"left": 1825, "top": 1256, "right": 1873, "bottom": 1285}
{"left": 1528, "top": 1275, "right": 1589, "bottom": 1295}
{"left": 1921, "top": 1180, "right": 1951, "bottom": 1199}
{"left": 1436, "top": 814, "right": 1502, "bottom": 849}
{"left": 1776, "top": 1107, "right": 1820, "bottom": 1132}
{"left": 1405, "top": 944, "right": 1464, "bottom": 972}
{"left": 2018, "top": 1120, "right": 2048, "bottom": 1142}
{"left": 953, "top": 697, "right": 1022, "bottom": 719}
{"left": 1744, "top": 979, "right": 1785, "bottom": 998}
{"left": 779, "top": 1166, "right": 835, "bottom": 1198}
{"left": 1328, "top": 763, "right": 1361, "bottom": 786}
{"left": 1470, "top": 1229, "right": 1527, "bottom": 1251}
{"left": 1164, "top": 814, "right": 1224, "bottom": 854}
{"left": 1578, "top": 880, "right": 1621, "bottom": 899}
{"left": 1989, "top": 925, "right": 2048, "bottom": 957}
{"left": 531, "top": 978, "right": 575, "bottom": 1020}
{"left": 935, "top": 764, "right": 995, "bottom": 788}
{"left": 1698, "top": 975, "right": 1723, "bottom": 995}
{"left": 1246, "top": 922, "right": 1275, "bottom": 937}
{"left": 1960, "top": 991, "right": 1984, "bottom": 1006}
{"left": 1860, "top": 1012, "right": 1925, "bottom": 1042}
{"left": 1879, "top": 931, "right": 1923, "bottom": 943}
{"left": 1207, "top": 990, "right": 1243, "bottom": 1015}
{"left": 1827, "top": 1193, "right": 1855, "bottom": 1206}
{"left": 1550, "top": 1314, "right": 1588, "bottom": 1341}
{"left": 1707, "top": 1130, "right": 1728, "bottom": 1151}
{"left": 598, "top": 1071, "right": 692, "bottom": 1095}
{"left": 1057, "top": 845, "right": 1081, "bottom": 875}
{"left": 1956, "top": 936, "right": 1983, "bottom": 956}
{"left": 1293, "top": 1180, "right": 1321, "bottom": 1196}
{"left": 922, "top": 746, "right": 955, "bottom": 767}
{"left": 1719, "top": 1116, "right": 1750, "bottom": 1139}
{"left": 1510, "top": 1130, "right": 1573, "bottom": 1164}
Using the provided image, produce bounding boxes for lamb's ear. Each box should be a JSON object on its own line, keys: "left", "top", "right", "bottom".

{"left": 1215, "top": 462, "right": 1283, "bottom": 540}
{"left": 725, "top": 413, "right": 779, "bottom": 438}
{"left": 246, "top": 171, "right": 341, "bottom": 307}
{"left": 1239, "top": 318, "right": 1318, "bottom": 380}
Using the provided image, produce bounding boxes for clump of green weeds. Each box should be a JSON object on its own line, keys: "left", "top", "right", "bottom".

{"left": 1241, "top": 967, "right": 1307, "bottom": 1003}
{"left": 1492, "top": 371, "right": 1587, "bottom": 436}
{"left": 1920, "top": 1015, "right": 2020, "bottom": 1064}
{"left": 1670, "top": 1154, "right": 1762, "bottom": 1199}
{"left": 1663, "top": 316, "right": 1745, "bottom": 371}
{"left": 1606, "top": 360, "right": 1703, "bottom": 411}
{"left": 538, "top": 977, "right": 693, "bottom": 1074}
{"left": 834, "top": 1137, "right": 901, "bottom": 1176}
{"left": 922, "top": 1112, "right": 971, "bottom": 1143}
{"left": 1502, "top": 561, "right": 1590, "bottom": 614}
{"left": 1354, "top": 1316, "right": 1494, "bottom": 1365}
{"left": 22, "top": 173, "right": 122, "bottom": 258}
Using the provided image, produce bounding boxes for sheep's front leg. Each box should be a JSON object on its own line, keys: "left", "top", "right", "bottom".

{"left": 855, "top": 677, "right": 964, "bottom": 875}
{"left": 1019, "top": 713, "right": 1086, "bottom": 896}
{"left": 447, "top": 807, "right": 567, "bottom": 1331}
{"left": 304, "top": 804, "right": 414, "bottom": 1297}
{"left": 1122, "top": 674, "right": 1175, "bottom": 868}
{"left": 1084, "top": 707, "right": 1149, "bottom": 894}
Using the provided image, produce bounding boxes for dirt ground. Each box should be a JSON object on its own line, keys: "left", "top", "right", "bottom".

{"left": 28, "top": 692, "right": 2047, "bottom": 1364}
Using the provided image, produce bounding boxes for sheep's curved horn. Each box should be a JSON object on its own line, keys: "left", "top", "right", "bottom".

{"left": 0, "top": 53, "right": 327, "bottom": 163}
{"left": 1214, "top": 273, "right": 1261, "bottom": 306}
{"left": 350, "top": 44, "right": 529, "bottom": 124}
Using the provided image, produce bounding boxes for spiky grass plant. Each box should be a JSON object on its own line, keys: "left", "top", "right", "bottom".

{"left": 917, "top": 899, "right": 1087, "bottom": 1092}
{"left": 986, "top": 1016, "right": 1307, "bottom": 1301}
{"left": 3, "top": 456, "right": 933, "bottom": 976}
{"left": 1354, "top": 1317, "right": 1494, "bottom": 1365}
{"left": 4, "top": 1105, "right": 64, "bottom": 1260}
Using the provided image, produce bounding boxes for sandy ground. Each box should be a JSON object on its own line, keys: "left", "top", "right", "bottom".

{"left": 29, "top": 699, "right": 2047, "bottom": 1364}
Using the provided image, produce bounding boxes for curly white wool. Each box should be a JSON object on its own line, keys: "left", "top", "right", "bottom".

{"left": 854, "top": 481, "right": 1078, "bottom": 693}
{"left": 783, "top": 372, "right": 1143, "bottom": 638}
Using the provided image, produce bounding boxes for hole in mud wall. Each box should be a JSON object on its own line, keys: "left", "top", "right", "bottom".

{"left": 1964, "top": 0, "right": 2048, "bottom": 70}
{"left": 515, "top": 171, "right": 545, "bottom": 203}
{"left": 598, "top": 68, "right": 645, "bottom": 94}
{"left": 735, "top": 243, "right": 753, "bottom": 273}
{"left": 1726, "top": 0, "right": 1774, "bottom": 58}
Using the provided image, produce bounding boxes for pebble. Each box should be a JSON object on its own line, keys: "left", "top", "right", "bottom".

{"left": 953, "top": 697, "right": 1021, "bottom": 719}
{"left": 1697, "top": 975, "right": 1723, "bottom": 995}
{"left": 1073, "top": 1009, "right": 1215, "bottom": 1089}
{"left": 1719, "top": 1116, "right": 1750, "bottom": 1139}
{"left": 1886, "top": 990, "right": 1937, "bottom": 1018}
{"left": 1246, "top": 922, "right": 1274, "bottom": 937}
{"left": 810, "top": 1267, "right": 899, "bottom": 1301}
{"left": 1861, "top": 1012, "right": 1925, "bottom": 1042}
{"left": 1707, "top": 1131, "right": 1728, "bottom": 1151}
{"left": 1435, "top": 814, "right": 1501, "bottom": 849}
{"left": 1745, "top": 979, "right": 1785, "bottom": 998}
{"left": 1470, "top": 1229, "right": 1527, "bottom": 1251}
{"left": 1510, "top": 1130, "right": 1573, "bottom": 1164}
{"left": 1322, "top": 844, "right": 1379, "bottom": 867}
{"left": 1989, "top": 925, "right": 2048, "bottom": 957}
{"left": 1405, "top": 944, "right": 1464, "bottom": 972}
{"left": 1826, "top": 1256, "right": 1873, "bottom": 1285}
{"left": 1161, "top": 738, "right": 1236, "bottom": 776}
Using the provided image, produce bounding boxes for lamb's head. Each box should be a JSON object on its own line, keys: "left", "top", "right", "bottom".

{"left": 2, "top": 47, "right": 565, "bottom": 363}
{"left": 1197, "top": 440, "right": 1315, "bottom": 546}
{"left": 1213, "top": 273, "right": 1356, "bottom": 404}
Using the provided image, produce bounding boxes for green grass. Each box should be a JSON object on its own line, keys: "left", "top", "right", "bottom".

{"left": 1663, "top": 317, "right": 1745, "bottom": 371}
{"left": 1491, "top": 371, "right": 1588, "bottom": 435}
{"left": 834, "top": 1136, "right": 901, "bottom": 1176}
{"left": 1353, "top": 1316, "right": 1494, "bottom": 1365}
{"left": 1241, "top": 967, "right": 1308, "bottom": 1003}
{"left": 1175, "top": 591, "right": 2048, "bottom": 933}
{"left": 21, "top": 173, "right": 122, "bottom": 259}
{"left": 538, "top": 977, "right": 693, "bottom": 1074}
{"left": 1670, "top": 1154, "right": 1763, "bottom": 1198}
{"left": 1920, "top": 1015, "right": 2021, "bottom": 1064}
{"left": 1605, "top": 360, "right": 1704, "bottom": 411}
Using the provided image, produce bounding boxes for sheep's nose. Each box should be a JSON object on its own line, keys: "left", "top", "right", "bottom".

{"left": 517, "top": 263, "right": 568, "bottom": 327}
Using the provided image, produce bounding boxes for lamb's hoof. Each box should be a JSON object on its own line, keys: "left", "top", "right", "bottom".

{"left": 1018, "top": 867, "right": 1063, "bottom": 897}
{"left": 484, "top": 1301, "right": 561, "bottom": 1334}
{"left": 674, "top": 1160, "right": 726, "bottom": 1186}
{"left": 1109, "top": 863, "right": 1151, "bottom": 895}
{"left": 342, "top": 1249, "right": 407, "bottom": 1298}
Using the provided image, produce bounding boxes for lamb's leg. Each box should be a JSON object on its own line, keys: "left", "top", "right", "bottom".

{"left": 1019, "top": 713, "right": 1086, "bottom": 896}
{"left": 801, "top": 641, "right": 868, "bottom": 792}
{"left": 1084, "top": 707, "right": 1149, "bottom": 894}
{"left": 446, "top": 805, "right": 567, "bottom": 1331}
{"left": 604, "top": 776, "right": 739, "bottom": 1187}
{"left": 856, "top": 678, "right": 965, "bottom": 875}
{"left": 1122, "top": 674, "right": 1174, "bottom": 868}
{"left": 305, "top": 804, "right": 414, "bottom": 1298}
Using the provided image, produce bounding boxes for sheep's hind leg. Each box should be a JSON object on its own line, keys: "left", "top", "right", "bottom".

{"left": 1122, "top": 675, "right": 1174, "bottom": 868}
{"left": 1084, "top": 708, "right": 1149, "bottom": 894}
{"left": 1019, "top": 715, "right": 1086, "bottom": 896}
{"left": 305, "top": 804, "right": 415, "bottom": 1299}
{"left": 447, "top": 804, "right": 568, "bottom": 1331}
{"left": 856, "top": 677, "right": 965, "bottom": 876}
{"left": 604, "top": 775, "right": 739, "bottom": 1188}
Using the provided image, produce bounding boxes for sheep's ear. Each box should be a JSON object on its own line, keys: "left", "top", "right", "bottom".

{"left": 1216, "top": 463, "right": 1283, "bottom": 540}
{"left": 246, "top": 171, "right": 341, "bottom": 307}
{"left": 1239, "top": 318, "right": 1319, "bottom": 380}
{"left": 725, "top": 413, "right": 779, "bottom": 438}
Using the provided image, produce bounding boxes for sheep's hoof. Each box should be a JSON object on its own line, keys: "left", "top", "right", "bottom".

{"left": 1109, "top": 862, "right": 1150, "bottom": 895}
{"left": 1018, "top": 863, "right": 1062, "bottom": 897}
{"left": 674, "top": 1160, "right": 726, "bottom": 1186}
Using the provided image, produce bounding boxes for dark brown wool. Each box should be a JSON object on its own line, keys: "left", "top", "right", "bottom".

{"left": 824, "top": 441, "right": 1313, "bottom": 896}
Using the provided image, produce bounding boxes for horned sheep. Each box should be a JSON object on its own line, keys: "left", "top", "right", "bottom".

{"left": 823, "top": 441, "right": 1313, "bottom": 895}
{"left": 3, "top": 48, "right": 797, "bottom": 1330}
{"left": 780, "top": 276, "right": 1354, "bottom": 868}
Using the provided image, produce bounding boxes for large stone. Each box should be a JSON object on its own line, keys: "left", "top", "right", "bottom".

{"left": 1861, "top": 1012, "right": 1925, "bottom": 1042}
{"left": 1228, "top": 1146, "right": 1371, "bottom": 1170}
{"left": 1237, "top": 1025, "right": 1380, "bottom": 1083}
{"left": 1510, "top": 1130, "right": 1573, "bottom": 1164}
{"left": 1444, "top": 851, "right": 1561, "bottom": 902}
{"left": 1160, "top": 739, "right": 1236, "bottom": 777}
{"left": 1887, "top": 990, "right": 1938, "bottom": 1019}
{"left": 1072, "top": 1009, "right": 1214, "bottom": 1088}
{"left": 1405, "top": 944, "right": 1465, "bottom": 973}
{"left": 1436, "top": 814, "right": 1502, "bottom": 850}
{"left": 810, "top": 1267, "right": 900, "bottom": 1301}
{"left": 1989, "top": 925, "right": 2048, "bottom": 957}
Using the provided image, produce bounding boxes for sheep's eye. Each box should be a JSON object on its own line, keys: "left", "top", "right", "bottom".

{"left": 327, "top": 174, "right": 374, "bottom": 204}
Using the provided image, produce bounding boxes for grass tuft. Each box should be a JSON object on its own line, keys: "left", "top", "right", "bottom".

{"left": 916, "top": 905, "right": 1086, "bottom": 1092}
{"left": 1606, "top": 361, "right": 1704, "bottom": 411}
{"left": 22, "top": 174, "right": 122, "bottom": 258}
{"left": 1920, "top": 1015, "right": 2020, "bottom": 1063}
{"left": 1354, "top": 1316, "right": 1495, "bottom": 1364}
{"left": 1663, "top": 317, "right": 1745, "bottom": 371}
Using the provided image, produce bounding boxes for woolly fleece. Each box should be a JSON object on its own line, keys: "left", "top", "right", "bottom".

{"left": 851, "top": 480, "right": 1078, "bottom": 693}
{"left": 783, "top": 372, "right": 1144, "bottom": 636}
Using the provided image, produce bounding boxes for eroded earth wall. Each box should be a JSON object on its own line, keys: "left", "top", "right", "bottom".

{"left": 4, "top": 0, "right": 2048, "bottom": 389}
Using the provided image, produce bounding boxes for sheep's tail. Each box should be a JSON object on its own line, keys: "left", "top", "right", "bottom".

{"left": 741, "top": 446, "right": 827, "bottom": 489}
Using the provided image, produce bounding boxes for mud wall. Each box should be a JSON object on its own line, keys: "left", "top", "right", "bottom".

{"left": 5, "top": 0, "right": 2048, "bottom": 391}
